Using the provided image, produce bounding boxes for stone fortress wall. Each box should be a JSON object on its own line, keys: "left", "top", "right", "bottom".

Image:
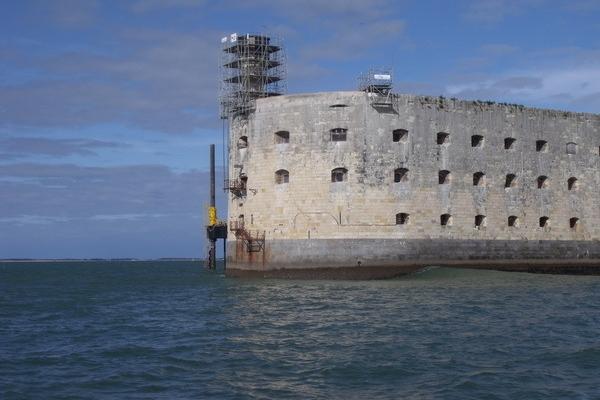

{"left": 226, "top": 91, "right": 600, "bottom": 276}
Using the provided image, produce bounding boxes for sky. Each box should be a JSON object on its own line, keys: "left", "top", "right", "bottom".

{"left": 1, "top": 0, "right": 599, "bottom": 259}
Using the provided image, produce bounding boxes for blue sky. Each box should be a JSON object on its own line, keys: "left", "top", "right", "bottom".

{"left": 1, "top": 0, "right": 599, "bottom": 258}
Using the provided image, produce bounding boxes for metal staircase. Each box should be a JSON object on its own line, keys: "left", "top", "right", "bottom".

{"left": 229, "top": 219, "right": 265, "bottom": 253}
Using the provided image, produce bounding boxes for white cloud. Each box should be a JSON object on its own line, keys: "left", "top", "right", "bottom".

{"left": 446, "top": 66, "right": 600, "bottom": 112}
{"left": 0, "top": 215, "right": 71, "bottom": 225}
{"left": 0, "top": 29, "right": 220, "bottom": 133}
{"left": 131, "top": 0, "right": 205, "bottom": 13}
{"left": 462, "top": 0, "right": 544, "bottom": 23}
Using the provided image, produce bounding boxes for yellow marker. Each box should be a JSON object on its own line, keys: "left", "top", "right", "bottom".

{"left": 208, "top": 206, "right": 217, "bottom": 226}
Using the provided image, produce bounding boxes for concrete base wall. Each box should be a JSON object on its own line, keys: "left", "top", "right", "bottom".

{"left": 226, "top": 239, "right": 600, "bottom": 279}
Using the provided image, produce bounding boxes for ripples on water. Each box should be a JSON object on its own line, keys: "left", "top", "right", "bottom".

{"left": 1, "top": 261, "right": 600, "bottom": 399}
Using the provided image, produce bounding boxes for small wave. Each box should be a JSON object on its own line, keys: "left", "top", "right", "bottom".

{"left": 542, "top": 347, "right": 600, "bottom": 369}
{"left": 404, "top": 266, "right": 501, "bottom": 280}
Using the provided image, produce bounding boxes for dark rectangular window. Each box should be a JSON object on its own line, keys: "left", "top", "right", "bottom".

{"left": 440, "top": 214, "right": 452, "bottom": 226}
{"left": 474, "top": 215, "right": 486, "bottom": 229}
{"left": 437, "top": 132, "right": 450, "bottom": 145}
{"left": 471, "top": 135, "right": 484, "bottom": 148}
{"left": 439, "top": 170, "right": 450, "bottom": 184}
{"left": 396, "top": 213, "right": 409, "bottom": 225}
{"left": 504, "top": 137, "right": 516, "bottom": 150}
{"left": 393, "top": 129, "right": 408, "bottom": 143}
{"left": 275, "top": 131, "right": 289, "bottom": 144}
{"left": 330, "top": 128, "right": 347, "bottom": 142}
{"left": 536, "top": 140, "right": 548, "bottom": 152}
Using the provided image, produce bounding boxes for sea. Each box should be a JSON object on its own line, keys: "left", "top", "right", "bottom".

{"left": 1, "top": 261, "right": 600, "bottom": 399}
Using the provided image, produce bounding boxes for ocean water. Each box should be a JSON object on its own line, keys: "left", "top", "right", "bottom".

{"left": 1, "top": 261, "right": 600, "bottom": 399}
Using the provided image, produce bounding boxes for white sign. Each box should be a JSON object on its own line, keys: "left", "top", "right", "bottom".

{"left": 374, "top": 74, "right": 391, "bottom": 80}
{"left": 230, "top": 33, "right": 237, "bottom": 43}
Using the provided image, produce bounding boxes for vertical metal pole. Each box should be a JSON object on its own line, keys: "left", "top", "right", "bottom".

{"left": 209, "top": 144, "right": 216, "bottom": 270}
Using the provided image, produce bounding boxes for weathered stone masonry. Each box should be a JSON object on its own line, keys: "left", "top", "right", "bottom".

{"left": 226, "top": 91, "right": 600, "bottom": 277}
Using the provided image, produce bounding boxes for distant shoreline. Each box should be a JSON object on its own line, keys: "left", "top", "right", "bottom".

{"left": 0, "top": 258, "right": 206, "bottom": 263}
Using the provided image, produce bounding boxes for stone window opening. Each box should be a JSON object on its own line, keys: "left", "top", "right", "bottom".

{"left": 275, "top": 131, "right": 290, "bottom": 144}
{"left": 539, "top": 216, "right": 550, "bottom": 228}
{"left": 331, "top": 167, "right": 348, "bottom": 183}
{"left": 237, "top": 136, "right": 248, "bottom": 149}
{"left": 393, "top": 129, "right": 409, "bottom": 143}
{"left": 394, "top": 168, "right": 409, "bottom": 183}
{"left": 473, "top": 172, "right": 486, "bottom": 186}
{"left": 396, "top": 213, "right": 410, "bottom": 225}
{"left": 329, "top": 104, "right": 347, "bottom": 108}
{"left": 505, "top": 173, "right": 517, "bottom": 188}
{"left": 566, "top": 142, "right": 578, "bottom": 155}
{"left": 275, "top": 169, "right": 289, "bottom": 184}
{"left": 440, "top": 213, "right": 452, "bottom": 226}
{"left": 240, "top": 175, "right": 248, "bottom": 190}
{"left": 474, "top": 215, "right": 486, "bottom": 229}
{"left": 439, "top": 170, "right": 451, "bottom": 185}
{"left": 437, "top": 132, "right": 450, "bottom": 145}
{"left": 330, "top": 128, "right": 347, "bottom": 142}
{"left": 504, "top": 137, "right": 516, "bottom": 150}
{"left": 536, "top": 140, "right": 548, "bottom": 152}
{"left": 570, "top": 217, "right": 580, "bottom": 230}
{"left": 537, "top": 175, "right": 549, "bottom": 189}
{"left": 568, "top": 177, "right": 578, "bottom": 191}
{"left": 508, "top": 215, "right": 519, "bottom": 227}
{"left": 471, "top": 135, "right": 484, "bottom": 148}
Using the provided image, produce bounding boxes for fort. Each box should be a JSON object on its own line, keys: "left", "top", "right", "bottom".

{"left": 213, "top": 33, "right": 600, "bottom": 278}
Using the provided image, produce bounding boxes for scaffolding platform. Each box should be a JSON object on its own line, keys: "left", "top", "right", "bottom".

{"left": 219, "top": 33, "right": 286, "bottom": 119}
{"left": 359, "top": 68, "right": 395, "bottom": 109}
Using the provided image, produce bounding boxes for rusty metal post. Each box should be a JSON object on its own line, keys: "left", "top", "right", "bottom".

{"left": 209, "top": 144, "right": 216, "bottom": 270}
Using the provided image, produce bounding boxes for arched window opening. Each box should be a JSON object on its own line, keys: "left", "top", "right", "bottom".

{"left": 394, "top": 168, "right": 409, "bottom": 183}
{"left": 330, "top": 128, "right": 347, "bottom": 142}
{"left": 329, "top": 104, "right": 347, "bottom": 108}
{"left": 505, "top": 174, "right": 517, "bottom": 188}
{"left": 439, "top": 170, "right": 451, "bottom": 185}
{"left": 396, "top": 213, "right": 410, "bottom": 225}
{"left": 237, "top": 136, "right": 248, "bottom": 149}
{"left": 566, "top": 142, "right": 578, "bottom": 155}
{"left": 536, "top": 140, "right": 548, "bottom": 152}
{"left": 508, "top": 216, "right": 519, "bottom": 227}
{"left": 474, "top": 215, "right": 486, "bottom": 229}
{"left": 504, "top": 137, "right": 516, "bottom": 150}
{"left": 331, "top": 167, "right": 348, "bottom": 183}
{"left": 539, "top": 216, "right": 550, "bottom": 228}
{"left": 473, "top": 172, "right": 486, "bottom": 186}
{"left": 440, "top": 214, "right": 452, "bottom": 226}
{"left": 275, "top": 131, "right": 290, "bottom": 144}
{"left": 568, "top": 177, "right": 578, "bottom": 191}
{"left": 471, "top": 135, "right": 484, "bottom": 148}
{"left": 437, "top": 132, "right": 450, "bottom": 145}
{"left": 570, "top": 217, "right": 580, "bottom": 230}
{"left": 275, "top": 169, "right": 289, "bottom": 184}
{"left": 537, "top": 175, "right": 549, "bottom": 189}
{"left": 393, "top": 129, "right": 408, "bottom": 143}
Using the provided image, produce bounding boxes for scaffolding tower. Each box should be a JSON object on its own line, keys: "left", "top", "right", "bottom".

{"left": 219, "top": 33, "right": 286, "bottom": 119}
{"left": 358, "top": 67, "right": 394, "bottom": 108}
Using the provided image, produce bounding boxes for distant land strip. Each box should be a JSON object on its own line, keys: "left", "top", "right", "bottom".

{"left": 0, "top": 258, "right": 206, "bottom": 263}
